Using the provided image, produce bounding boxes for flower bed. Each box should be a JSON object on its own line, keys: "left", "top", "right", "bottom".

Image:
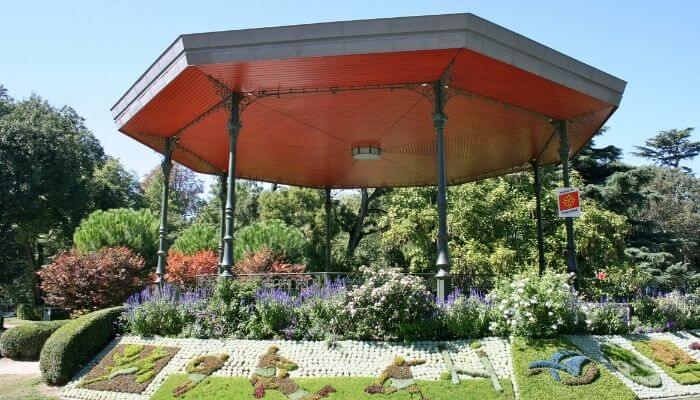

{"left": 77, "top": 344, "right": 179, "bottom": 393}
{"left": 631, "top": 339, "right": 700, "bottom": 385}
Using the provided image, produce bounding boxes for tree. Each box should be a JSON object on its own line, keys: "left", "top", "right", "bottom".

{"left": 141, "top": 163, "right": 204, "bottom": 230}
{"left": 90, "top": 156, "right": 144, "bottom": 210}
{"left": 0, "top": 94, "right": 105, "bottom": 302}
{"left": 195, "top": 179, "right": 261, "bottom": 230}
{"left": 339, "top": 188, "right": 390, "bottom": 261}
{"left": 572, "top": 128, "right": 630, "bottom": 186}
{"left": 258, "top": 187, "right": 337, "bottom": 270}
{"left": 634, "top": 128, "right": 699, "bottom": 170}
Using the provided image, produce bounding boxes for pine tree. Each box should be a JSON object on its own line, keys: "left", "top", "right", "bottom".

{"left": 634, "top": 128, "right": 699, "bottom": 170}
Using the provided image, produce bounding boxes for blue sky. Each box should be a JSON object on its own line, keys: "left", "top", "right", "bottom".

{"left": 1, "top": 0, "right": 698, "bottom": 180}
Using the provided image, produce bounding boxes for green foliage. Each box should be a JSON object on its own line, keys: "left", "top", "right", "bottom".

{"left": 234, "top": 219, "right": 306, "bottom": 264}
{"left": 171, "top": 223, "right": 219, "bottom": 255}
{"left": 91, "top": 156, "right": 144, "bottom": 210}
{"left": 152, "top": 375, "right": 514, "bottom": 400}
{"left": 631, "top": 292, "right": 700, "bottom": 331}
{"left": 487, "top": 271, "right": 583, "bottom": 338}
{"left": 0, "top": 320, "right": 67, "bottom": 360}
{"left": 346, "top": 266, "right": 437, "bottom": 341}
{"left": 511, "top": 337, "right": 636, "bottom": 400}
{"left": 259, "top": 187, "right": 334, "bottom": 270}
{"left": 73, "top": 208, "right": 159, "bottom": 266}
{"left": 195, "top": 180, "right": 261, "bottom": 230}
{"left": 15, "top": 303, "right": 42, "bottom": 321}
{"left": 78, "top": 344, "right": 170, "bottom": 388}
{"left": 442, "top": 295, "right": 491, "bottom": 339}
{"left": 583, "top": 303, "right": 629, "bottom": 335}
{"left": 634, "top": 127, "right": 700, "bottom": 170}
{"left": 141, "top": 163, "right": 204, "bottom": 227}
{"left": 39, "top": 306, "right": 124, "bottom": 385}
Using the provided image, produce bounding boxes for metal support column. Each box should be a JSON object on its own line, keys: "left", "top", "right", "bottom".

{"left": 324, "top": 187, "right": 332, "bottom": 275}
{"left": 530, "top": 160, "right": 546, "bottom": 275}
{"left": 557, "top": 120, "right": 578, "bottom": 274}
{"left": 433, "top": 82, "right": 451, "bottom": 304}
{"left": 217, "top": 173, "right": 227, "bottom": 275}
{"left": 155, "top": 138, "right": 175, "bottom": 285}
{"left": 220, "top": 93, "right": 243, "bottom": 278}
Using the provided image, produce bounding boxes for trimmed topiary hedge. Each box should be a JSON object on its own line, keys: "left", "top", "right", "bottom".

{"left": 16, "top": 303, "right": 42, "bottom": 321}
{"left": 0, "top": 320, "right": 67, "bottom": 360}
{"left": 39, "top": 306, "right": 124, "bottom": 386}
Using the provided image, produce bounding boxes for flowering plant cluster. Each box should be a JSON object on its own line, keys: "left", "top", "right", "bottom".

{"left": 123, "top": 284, "right": 208, "bottom": 337}
{"left": 487, "top": 271, "right": 583, "bottom": 338}
{"left": 345, "top": 266, "right": 437, "bottom": 340}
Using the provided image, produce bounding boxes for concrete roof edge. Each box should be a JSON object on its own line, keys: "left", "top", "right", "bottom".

{"left": 111, "top": 12, "right": 626, "bottom": 122}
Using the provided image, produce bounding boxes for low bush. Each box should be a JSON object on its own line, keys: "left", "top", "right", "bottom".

{"left": 234, "top": 219, "right": 306, "bottom": 263}
{"left": 123, "top": 285, "right": 207, "bottom": 337}
{"left": 235, "top": 247, "right": 305, "bottom": 275}
{"left": 38, "top": 247, "right": 146, "bottom": 314}
{"left": 39, "top": 306, "right": 124, "bottom": 386}
{"left": 442, "top": 293, "right": 491, "bottom": 339}
{"left": 631, "top": 292, "right": 700, "bottom": 333}
{"left": 0, "top": 320, "right": 67, "bottom": 360}
{"left": 15, "top": 303, "right": 42, "bottom": 321}
{"left": 583, "top": 301, "right": 630, "bottom": 335}
{"left": 487, "top": 271, "right": 584, "bottom": 338}
{"left": 170, "top": 223, "right": 219, "bottom": 255}
{"left": 165, "top": 250, "right": 218, "bottom": 285}
{"left": 73, "top": 208, "right": 159, "bottom": 266}
{"left": 346, "top": 266, "right": 437, "bottom": 341}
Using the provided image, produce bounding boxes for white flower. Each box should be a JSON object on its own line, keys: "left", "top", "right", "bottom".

{"left": 586, "top": 319, "right": 592, "bottom": 326}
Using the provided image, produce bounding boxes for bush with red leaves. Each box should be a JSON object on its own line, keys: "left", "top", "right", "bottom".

{"left": 235, "top": 247, "right": 306, "bottom": 275}
{"left": 38, "top": 247, "right": 145, "bottom": 313}
{"left": 165, "top": 250, "right": 218, "bottom": 285}
{"left": 690, "top": 342, "right": 700, "bottom": 351}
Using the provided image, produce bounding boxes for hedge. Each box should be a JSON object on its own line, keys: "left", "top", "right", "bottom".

{"left": 0, "top": 320, "right": 67, "bottom": 360}
{"left": 16, "top": 303, "right": 42, "bottom": 321}
{"left": 39, "top": 306, "right": 124, "bottom": 386}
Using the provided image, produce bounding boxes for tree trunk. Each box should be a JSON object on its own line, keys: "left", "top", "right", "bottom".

{"left": 24, "top": 242, "right": 41, "bottom": 306}
{"left": 346, "top": 189, "right": 369, "bottom": 260}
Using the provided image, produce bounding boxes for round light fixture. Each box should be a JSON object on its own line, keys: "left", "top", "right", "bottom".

{"left": 352, "top": 147, "right": 381, "bottom": 160}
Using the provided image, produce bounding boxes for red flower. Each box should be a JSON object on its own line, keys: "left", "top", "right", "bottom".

{"left": 596, "top": 271, "right": 608, "bottom": 281}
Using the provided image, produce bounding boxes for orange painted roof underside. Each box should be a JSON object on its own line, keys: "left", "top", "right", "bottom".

{"left": 119, "top": 48, "right": 615, "bottom": 188}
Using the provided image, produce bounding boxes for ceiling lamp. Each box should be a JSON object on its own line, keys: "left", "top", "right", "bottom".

{"left": 352, "top": 147, "right": 381, "bottom": 160}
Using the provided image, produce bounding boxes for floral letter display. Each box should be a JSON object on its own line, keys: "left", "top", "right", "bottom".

{"left": 251, "top": 346, "right": 336, "bottom": 400}
{"left": 528, "top": 350, "right": 599, "bottom": 385}
{"left": 600, "top": 343, "right": 661, "bottom": 388}
{"left": 173, "top": 354, "right": 229, "bottom": 397}
{"left": 365, "top": 356, "right": 430, "bottom": 400}
{"left": 632, "top": 340, "right": 700, "bottom": 384}
{"left": 78, "top": 344, "right": 178, "bottom": 393}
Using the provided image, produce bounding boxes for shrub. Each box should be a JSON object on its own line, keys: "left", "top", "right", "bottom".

{"left": 16, "top": 303, "right": 42, "bottom": 321}
{"left": 346, "top": 266, "right": 437, "bottom": 340}
{"left": 631, "top": 292, "right": 700, "bottom": 332}
{"left": 235, "top": 247, "right": 306, "bottom": 275}
{"left": 246, "top": 288, "right": 295, "bottom": 339}
{"left": 487, "top": 271, "right": 583, "bottom": 338}
{"left": 584, "top": 301, "right": 630, "bottom": 335}
{"left": 292, "top": 281, "right": 348, "bottom": 341}
{"left": 170, "top": 223, "right": 219, "bottom": 255}
{"left": 123, "top": 285, "right": 207, "bottom": 337}
{"left": 182, "top": 279, "right": 259, "bottom": 338}
{"left": 234, "top": 219, "right": 306, "bottom": 263}
{"left": 38, "top": 247, "right": 146, "bottom": 313}
{"left": 73, "top": 208, "right": 159, "bottom": 266}
{"left": 165, "top": 250, "right": 218, "bottom": 285}
{"left": 40, "top": 306, "right": 124, "bottom": 385}
{"left": 442, "top": 293, "right": 491, "bottom": 339}
{"left": 0, "top": 320, "right": 67, "bottom": 360}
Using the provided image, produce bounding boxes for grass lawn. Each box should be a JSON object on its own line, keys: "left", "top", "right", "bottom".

{"left": 511, "top": 337, "right": 637, "bottom": 400}
{"left": 3, "top": 317, "right": 43, "bottom": 328}
{"left": 151, "top": 375, "right": 514, "bottom": 400}
{"left": 631, "top": 339, "right": 700, "bottom": 385}
{"left": 0, "top": 375, "right": 59, "bottom": 400}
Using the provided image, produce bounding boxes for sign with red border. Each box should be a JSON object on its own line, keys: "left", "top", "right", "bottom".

{"left": 556, "top": 187, "right": 581, "bottom": 218}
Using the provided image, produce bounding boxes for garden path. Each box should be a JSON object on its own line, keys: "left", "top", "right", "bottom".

{"left": 0, "top": 357, "right": 41, "bottom": 374}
